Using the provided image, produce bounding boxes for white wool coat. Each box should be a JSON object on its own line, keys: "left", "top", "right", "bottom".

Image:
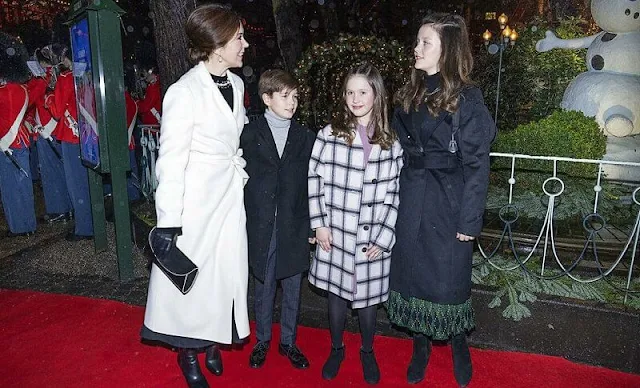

{"left": 143, "top": 62, "right": 250, "bottom": 344}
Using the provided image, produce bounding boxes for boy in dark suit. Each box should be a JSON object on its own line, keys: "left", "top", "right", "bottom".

{"left": 241, "top": 69, "right": 315, "bottom": 370}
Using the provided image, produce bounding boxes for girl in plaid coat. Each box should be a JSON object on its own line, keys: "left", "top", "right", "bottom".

{"left": 308, "top": 63, "right": 403, "bottom": 384}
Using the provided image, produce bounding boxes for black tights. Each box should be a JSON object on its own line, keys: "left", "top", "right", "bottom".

{"left": 328, "top": 293, "right": 377, "bottom": 352}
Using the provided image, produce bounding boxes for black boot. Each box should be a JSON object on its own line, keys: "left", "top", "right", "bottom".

{"left": 407, "top": 333, "right": 432, "bottom": 384}
{"left": 177, "top": 348, "right": 209, "bottom": 388}
{"left": 360, "top": 348, "right": 380, "bottom": 385}
{"left": 204, "top": 344, "right": 223, "bottom": 376}
{"left": 451, "top": 333, "right": 472, "bottom": 387}
{"left": 321, "top": 345, "right": 345, "bottom": 380}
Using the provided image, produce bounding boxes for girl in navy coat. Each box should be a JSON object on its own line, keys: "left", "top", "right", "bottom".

{"left": 386, "top": 14, "right": 496, "bottom": 387}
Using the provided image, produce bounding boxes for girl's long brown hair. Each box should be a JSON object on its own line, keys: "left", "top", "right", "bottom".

{"left": 394, "top": 13, "right": 474, "bottom": 116}
{"left": 331, "top": 63, "right": 396, "bottom": 150}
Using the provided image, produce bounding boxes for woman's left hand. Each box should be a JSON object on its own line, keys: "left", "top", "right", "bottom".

{"left": 365, "top": 244, "right": 383, "bottom": 260}
{"left": 456, "top": 232, "right": 475, "bottom": 242}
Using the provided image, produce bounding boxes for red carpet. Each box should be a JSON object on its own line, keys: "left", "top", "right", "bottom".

{"left": 0, "top": 289, "right": 638, "bottom": 388}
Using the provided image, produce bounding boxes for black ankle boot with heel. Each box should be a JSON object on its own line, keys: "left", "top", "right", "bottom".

{"left": 407, "top": 333, "right": 432, "bottom": 384}
{"left": 322, "top": 344, "right": 345, "bottom": 380}
{"left": 204, "top": 344, "right": 223, "bottom": 376}
{"left": 360, "top": 348, "right": 380, "bottom": 385}
{"left": 177, "top": 348, "right": 209, "bottom": 388}
{"left": 451, "top": 333, "right": 472, "bottom": 387}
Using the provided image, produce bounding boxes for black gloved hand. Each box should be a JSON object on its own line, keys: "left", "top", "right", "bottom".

{"left": 149, "top": 227, "right": 182, "bottom": 260}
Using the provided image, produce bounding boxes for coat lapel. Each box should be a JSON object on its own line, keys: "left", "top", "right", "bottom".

{"left": 256, "top": 116, "right": 281, "bottom": 162}
{"left": 195, "top": 63, "right": 241, "bottom": 134}
{"left": 419, "top": 106, "right": 449, "bottom": 146}
{"left": 280, "top": 122, "right": 302, "bottom": 164}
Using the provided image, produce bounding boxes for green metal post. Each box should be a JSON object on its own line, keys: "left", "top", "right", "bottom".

{"left": 94, "top": 7, "right": 133, "bottom": 282}
{"left": 68, "top": 0, "right": 133, "bottom": 282}
{"left": 88, "top": 169, "right": 107, "bottom": 251}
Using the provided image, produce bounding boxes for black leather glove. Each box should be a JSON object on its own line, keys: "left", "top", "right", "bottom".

{"left": 149, "top": 227, "right": 182, "bottom": 260}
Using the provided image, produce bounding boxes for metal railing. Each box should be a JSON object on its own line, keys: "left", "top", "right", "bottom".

{"left": 139, "top": 124, "right": 160, "bottom": 201}
{"left": 478, "top": 152, "right": 640, "bottom": 304}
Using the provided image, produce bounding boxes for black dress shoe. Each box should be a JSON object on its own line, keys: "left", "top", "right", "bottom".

{"left": 322, "top": 345, "right": 345, "bottom": 380}
{"left": 452, "top": 333, "right": 472, "bottom": 387}
{"left": 407, "top": 334, "right": 432, "bottom": 384}
{"left": 279, "top": 343, "right": 310, "bottom": 369}
{"left": 249, "top": 341, "right": 270, "bottom": 368}
{"left": 204, "top": 344, "right": 223, "bottom": 376}
{"left": 65, "top": 232, "right": 93, "bottom": 242}
{"left": 6, "top": 230, "right": 35, "bottom": 238}
{"left": 360, "top": 348, "right": 380, "bottom": 385}
{"left": 178, "top": 348, "right": 209, "bottom": 388}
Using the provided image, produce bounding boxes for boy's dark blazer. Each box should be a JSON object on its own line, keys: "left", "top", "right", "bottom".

{"left": 241, "top": 115, "right": 316, "bottom": 282}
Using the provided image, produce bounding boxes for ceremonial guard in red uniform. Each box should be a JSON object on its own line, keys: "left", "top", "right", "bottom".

{"left": 0, "top": 32, "right": 37, "bottom": 237}
{"left": 26, "top": 46, "right": 73, "bottom": 223}
{"left": 136, "top": 66, "right": 161, "bottom": 125}
{"left": 44, "top": 44, "right": 94, "bottom": 241}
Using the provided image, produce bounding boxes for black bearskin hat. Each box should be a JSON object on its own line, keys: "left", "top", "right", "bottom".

{"left": 0, "top": 32, "right": 30, "bottom": 84}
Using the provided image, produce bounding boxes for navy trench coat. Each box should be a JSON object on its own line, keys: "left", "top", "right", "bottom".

{"left": 389, "top": 87, "right": 496, "bottom": 305}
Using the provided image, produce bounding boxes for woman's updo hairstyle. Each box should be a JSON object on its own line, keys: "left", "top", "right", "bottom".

{"left": 185, "top": 4, "right": 242, "bottom": 64}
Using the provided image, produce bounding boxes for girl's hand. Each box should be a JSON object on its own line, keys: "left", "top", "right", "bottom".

{"left": 365, "top": 244, "right": 383, "bottom": 260}
{"left": 315, "top": 227, "right": 332, "bottom": 252}
{"left": 308, "top": 237, "right": 317, "bottom": 244}
{"left": 456, "top": 232, "right": 475, "bottom": 242}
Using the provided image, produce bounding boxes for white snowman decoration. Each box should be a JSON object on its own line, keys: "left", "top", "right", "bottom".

{"left": 536, "top": 0, "right": 640, "bottom": 181}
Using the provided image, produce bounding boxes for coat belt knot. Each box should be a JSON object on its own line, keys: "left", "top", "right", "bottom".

{"left": 232, "top": 148, "right": 249, "bottom": 185}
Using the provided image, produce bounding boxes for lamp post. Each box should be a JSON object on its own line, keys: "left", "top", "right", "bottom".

{"left": 483, "top": 13, "right": 518, "bottom": 127}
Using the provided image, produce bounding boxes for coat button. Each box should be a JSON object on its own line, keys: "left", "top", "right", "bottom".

{"left": 362, "top": 247, "right": 367, "bottom": 252}
{"left": 372, "top": 179, "right": 377, "bottom": 184}
{"left": 363, "top": 225, "right": 369, "bottom": 231}
{"left": 368, "top": 203, "right": 372, "bottom": 207}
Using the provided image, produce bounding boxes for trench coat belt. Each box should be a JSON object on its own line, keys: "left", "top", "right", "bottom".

{"left": 190, "top": 148, "right": 249, "bottom": 185}
{"left": 405, "top": 153, "right": 462, "bottom": 170}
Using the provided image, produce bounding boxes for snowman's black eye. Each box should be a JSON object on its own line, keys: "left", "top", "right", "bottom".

{"left": 591, "top": 55, "right": 605, "bottom": 71}
{"left": 625, "top": 8, "right": 631, "bottom": 15}
{"left": 635, "top": 12, "right": 640, "bottom": 19}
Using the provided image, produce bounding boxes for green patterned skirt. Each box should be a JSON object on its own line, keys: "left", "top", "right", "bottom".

{"left": 385, "top": 290, "right": 475, "bottom": 340}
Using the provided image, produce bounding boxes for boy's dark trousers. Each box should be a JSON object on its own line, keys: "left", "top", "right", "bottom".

{"left": 254, "top": 225, "right": 302, "bottom": 346}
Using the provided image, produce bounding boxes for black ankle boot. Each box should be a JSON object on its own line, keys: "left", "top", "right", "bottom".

{"left": 177, "top": 348, "right": 209, "bottom": 388}
{"left": 451, "top": 333, "right": 472, "bottom": 387}
{"left": 322, "top": 345, "right": 345, "bottom": 380}
{"left": 407, "top": 334, "right": 432, "bottom": 384}
{"left": 205, "top": 344, "right": 223, "bottom": 376}
{"left": 360, "top": 348, "right": 380, "bottom": 385}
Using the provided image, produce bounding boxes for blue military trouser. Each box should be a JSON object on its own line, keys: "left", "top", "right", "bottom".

{"left": 0, "top": 147, "right": 36, "bottom": 233}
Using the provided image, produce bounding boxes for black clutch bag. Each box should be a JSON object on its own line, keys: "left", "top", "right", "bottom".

{"left": 148, "top": 227, "right": 199, "bottom": 294}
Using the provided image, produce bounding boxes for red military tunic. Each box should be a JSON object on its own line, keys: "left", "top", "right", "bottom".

{"left": 45, "top": 71, "right": 79, "bottom": 144}
{"left": 27, "top": 70, "right": 57, "bottom": 136}
{"left": 137, "top": 81, "right": 161, "bottom": 125}
{"left": 0, "top": 83, "right": 31, "bottom": 149}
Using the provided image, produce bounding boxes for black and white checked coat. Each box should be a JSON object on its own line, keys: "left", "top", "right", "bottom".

{"left": 308, "top": 124, "right": 403, "bottom": 308}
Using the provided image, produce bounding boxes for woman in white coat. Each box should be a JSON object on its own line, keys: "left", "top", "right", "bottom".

{"left": 140, "top": 5, "right": 250, "bottom": 388}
